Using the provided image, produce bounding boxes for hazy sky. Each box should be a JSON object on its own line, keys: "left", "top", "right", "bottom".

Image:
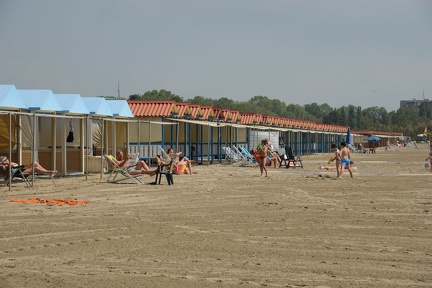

{"left": 1, "top": 0, "right": 431, "bottom": 112}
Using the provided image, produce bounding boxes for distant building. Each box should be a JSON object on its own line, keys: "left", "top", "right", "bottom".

{"left": 400, "top": 98, "right": 432, "bottom": 110}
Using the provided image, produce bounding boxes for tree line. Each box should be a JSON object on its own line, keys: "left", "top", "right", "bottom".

{"left": 129, "top": 90, "right": 432, "bottom": 138}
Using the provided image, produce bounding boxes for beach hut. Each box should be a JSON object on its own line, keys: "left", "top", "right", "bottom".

{"left": 127, "top": 100, "right": 179, "bottom": 164}
{"left": 18, "top": 89, "right": 65, "bottom": 175}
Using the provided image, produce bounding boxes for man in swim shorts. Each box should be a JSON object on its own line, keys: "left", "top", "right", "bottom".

{"left": 339, "top": 142, "right": 353, "bottom": 178}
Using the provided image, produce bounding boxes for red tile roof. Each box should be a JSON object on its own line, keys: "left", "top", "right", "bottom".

{"left": 230, "top": 110, "right": 240, "bottom": 122}
{"left": 188, "top": 104, "right": 203, "bottom": 119}
{"left": 200, "top": 106, "right": 215, "bottom": 120}
{"left": 126, "top": 100, "right": 387, "bottom": 134}
{"left": 240, "top": 113, "right": 263, "bottom": 125}
{"left": 175, "top": 102, "right": 191, "bottom": 117}
{"left": 127, "top": 100, "right": 178, "bottom": 117}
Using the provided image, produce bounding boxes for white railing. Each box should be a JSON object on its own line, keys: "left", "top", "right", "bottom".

{"left": 129, "top": 145, "right": 160, "bottom": 159}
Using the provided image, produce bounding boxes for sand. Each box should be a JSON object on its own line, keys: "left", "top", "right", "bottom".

{"left": 1, "top": 144, "right": 431, "bottom": 288}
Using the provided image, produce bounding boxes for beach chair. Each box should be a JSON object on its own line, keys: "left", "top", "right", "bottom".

{"left": 282, "top": 146, "right": 303, "bottom": 169}
{"left": 154, "top": 157, "right": 175, "bottom": 185}
{"left": 348, "top": 143, "right": 358, "bottom": 153}
{"left": 358, "top": 143, "right": 367, "bottom": 153}
{"left": 222, "top": 146, "right": 241, "bottom": 164}
{"left": 233, "top": 146, "right": 255, "bottom": 166}
{"left": 104, "top": 154, "right": 144, "bottom": 184}
{"left": 239, "top": 147, "right": 258, "bottom": 164}
{"left": 3, "top": 165, "right": 31, "bottom": 187}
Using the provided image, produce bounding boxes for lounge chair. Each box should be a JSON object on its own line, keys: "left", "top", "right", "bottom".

{"left": 104, "top": 154, "right": 144, "bottom": 184}
{"left": 348, "top": 143, "right": 358, "bottom": 153}
{"left": 358, "top": 144, "right": 367, "bottom": 153}
{"left": 239, "top": 147, "right": 258, "bottom": 164}
{"left": 281, "top": 146, "right": 303, "bottom": 169}
{"left": 3, "top": 165, "right": 31, "bottom": 187}
{"left": 3, "top": 164, "right": 58, "bottom": 188}
{"left": 222, "top": 146, "right": 242, "bottom": 164}
{"left": 233, "top": 146, "right": 256, "bottom": 166}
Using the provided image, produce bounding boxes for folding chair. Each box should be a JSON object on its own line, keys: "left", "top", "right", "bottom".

{"left": 236, "top": 146, "right": 258, "bottom": 166}
{"left": 104, "top": 154, "right": 144, "bottom": 184}
{"left": 282, "top": 146, "right": 303, "bottom": 169}
{"left": 222, "top": 146, "right": 242, "bottom": 164}
{"left": 239, "top": 147, "right": 254, "bottom": 162}
{"left": 4, "top": 165, "right": 31, "bottom": 187}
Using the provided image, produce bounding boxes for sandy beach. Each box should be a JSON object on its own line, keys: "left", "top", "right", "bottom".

{"left": 1, "top": 144, "right": 431, "bottom": 288}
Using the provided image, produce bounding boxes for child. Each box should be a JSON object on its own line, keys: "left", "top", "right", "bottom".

{"left": 339, "top": 142, "right": 354, "bottom": 178}
{"left": 425, "top": 147, "right": 432, "bottom": 174}
{"left": 329, "top": 143, "right": 341, "bottom": 178}
{"left": 321, "top": 160, "right": 357, "bottom": 171}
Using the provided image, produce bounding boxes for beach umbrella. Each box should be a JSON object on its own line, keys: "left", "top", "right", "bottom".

{"left": 346, "top": 127, "right": 352, "bottom": 145}
{"left": 365, "top": 136, "right": 381, "bottom": 142}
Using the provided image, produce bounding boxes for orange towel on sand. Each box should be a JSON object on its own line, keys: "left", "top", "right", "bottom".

{"left": 10, "top": 198, "right": 88, "bottom": 206}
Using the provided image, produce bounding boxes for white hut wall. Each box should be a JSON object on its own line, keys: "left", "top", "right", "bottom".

{"left": 128, "top": 119, "right": 163, "bottom": 158}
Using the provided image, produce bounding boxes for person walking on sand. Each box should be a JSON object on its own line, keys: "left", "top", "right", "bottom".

{"left": 257, "top": 139, "right": 269, "bottom": 177}
{"left": 339, "top": 142, "right": 353, "bottom": 178}
{"left": 329, "top": 144, "right": 341, "bottom": 178}
{"left": 425, "top": 147, "right": 432, "bottom": 174}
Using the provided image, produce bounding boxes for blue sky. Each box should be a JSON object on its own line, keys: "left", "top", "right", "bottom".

{"left": 1, "top": 0, "right": 431, "bottom": 112}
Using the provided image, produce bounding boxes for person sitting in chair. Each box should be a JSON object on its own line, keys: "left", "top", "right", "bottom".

{"left": 166, "top": 148, "right": 194, "bottom": 175}
{"left": 0, "top": 156, "right": 57, "bottom": 178}
{"left": 268, "top": 150, "right": 281, "bottom": 168}
{"left": 115, "top": 150, "right": 158, "bottom": 176}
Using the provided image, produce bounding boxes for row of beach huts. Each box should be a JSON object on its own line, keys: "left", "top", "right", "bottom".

{"left": 0, "top": 84, "right": 403, "bottom": 176}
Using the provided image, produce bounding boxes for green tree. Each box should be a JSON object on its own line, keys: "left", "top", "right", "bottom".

{"left": 188, "top": 96, "right": 216, "bottom": 106}
{"left": 347, "top": 105, "right": 356, "bottom": 129}
{"left": 129, "top": 89, "right": 183, "bottom": 101}
{"left": 286, "top": 104, "right": 311, "bottom": 120}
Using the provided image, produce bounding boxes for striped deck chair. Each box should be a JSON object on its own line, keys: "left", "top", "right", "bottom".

{"left": 104, "top": 154, "right": 144, "bottom": 184}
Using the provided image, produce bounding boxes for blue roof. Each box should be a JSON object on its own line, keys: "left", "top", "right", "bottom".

{"left": 81, "top": 97, "right": 113, "bottom": 116}
{"left": 19, "top": 89, "right": 64, "bottom": 112}
{"left": 106, "top": 100, "right": 134, "bottom": 118}
{"left": 0, "top": 85, "right": 27, "bottom": 109}
{"left": 55, "top": 94, "right": 90, "bottom": 115}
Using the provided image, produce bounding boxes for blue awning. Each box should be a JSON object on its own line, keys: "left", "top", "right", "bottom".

{"left": 81, "top": 97, "right": 113, "bottom": 116}
{"left": 55, "top": 94, "right": 90, "bottom": 114}
{"left": 0, "top": 85, "right": 27, "bottom": 110}
{"left": 106, "top": 100, "right": 134, "bottom": 118}
{"left": 19, "top": 89, "right": 64, "bottom": 112}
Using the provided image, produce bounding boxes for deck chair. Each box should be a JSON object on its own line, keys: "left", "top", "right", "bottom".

{"left": 232, "top": 146, "right": 254, "bottom": 166}
{"left": 358, "top": 144, "right": 367, "bottom": 153}
{"left": 104, "top": 154, "right": 144, "bottom": 184}
{"left": 3, "top": 165, "right": 31, "bottom": 187}
{"left": 239, "top": 147, "right": 253, "bottom": 161}
{"left": 223, "top": 146, "right": 241, "bottom": 164}
{"left": 281, "top": 146, "right": 303, "bottom": 169}
{"left": 348, "top": 143, "right": 358, "bottom": 153}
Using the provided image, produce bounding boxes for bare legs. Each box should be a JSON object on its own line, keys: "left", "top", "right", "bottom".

{"left": 339, "top": 164, "right": 353, "bottom": 178}
{"left": 177, "top": 157, "right": 193, "bottom": 175}
{"left": 259, "top": 157, "right": 268, "bottom": 177}
{"left": 135, "top": 160, "right": 151, "bottom": 171}
{"left": 130, "top": 168, "right": 158, "bottom": 176}
{"left": 24, "top": 162, "right": 56, "bottom": 175}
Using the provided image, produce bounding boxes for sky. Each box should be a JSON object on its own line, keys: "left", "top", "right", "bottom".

{"left": 1, "top": 0, "right": 431, "bottom": 112}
